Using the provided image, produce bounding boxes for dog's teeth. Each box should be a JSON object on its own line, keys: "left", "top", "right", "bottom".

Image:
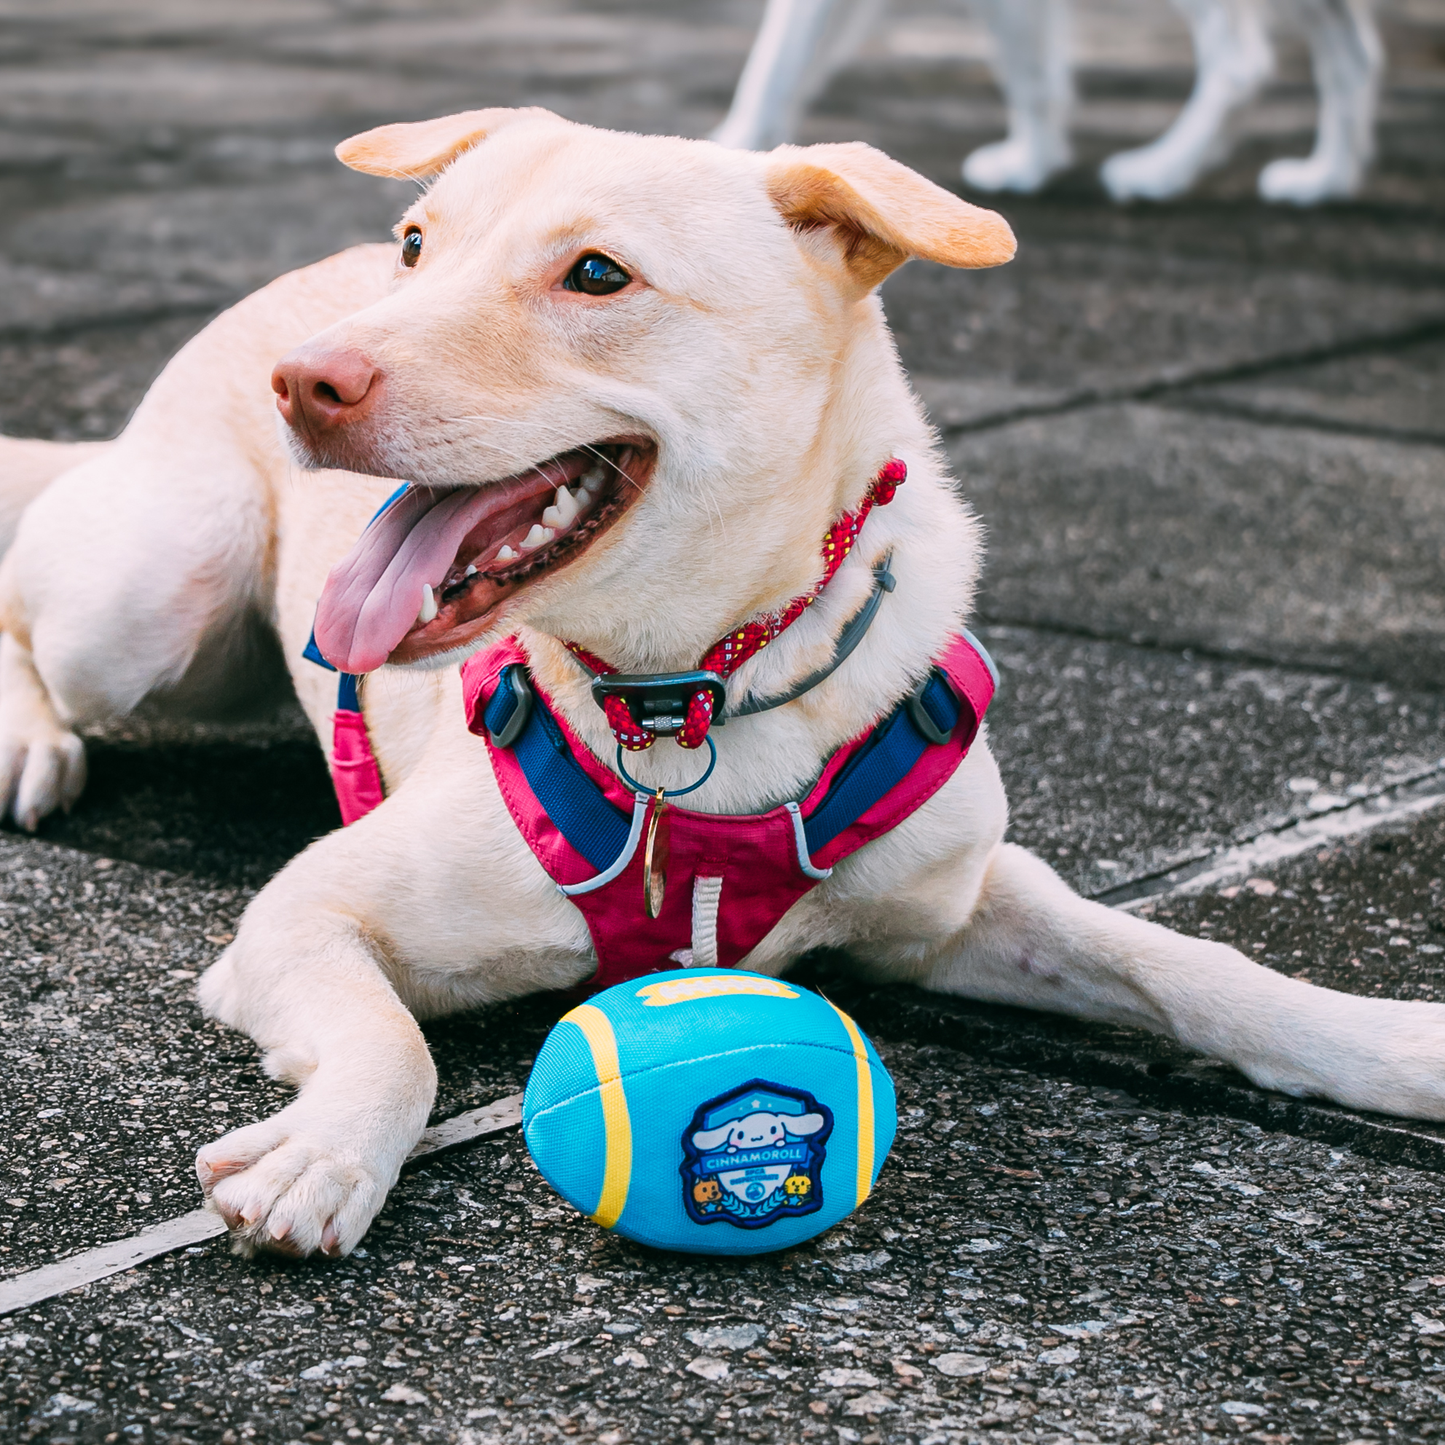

{"left": 416, "top": 584, "right": 438, "bottom": 625}
{"left": 495, "top": 544, "right": 517, "bottom": 562}
{"left": 580, "top": 463, "right": 606, "bottom": 491}
{"left": 464, "top": 563, "right": 477, "bottom": 577}
{"left": 570, "top": 484, "right": 592, "bottom": 511}
{"left": 542, "top": 486, "right": 579, "bottom": 530}
{"left": 520, "top": 524, "right": 554, "bottom": 552}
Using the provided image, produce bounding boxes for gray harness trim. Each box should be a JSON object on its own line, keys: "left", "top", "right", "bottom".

{"left": 725, "top": 553, "right": 895, "bottom": 721}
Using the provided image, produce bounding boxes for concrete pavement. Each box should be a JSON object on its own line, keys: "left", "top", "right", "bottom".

{"left": 1, "top": 2, "right": 1444, "bottom": 1442}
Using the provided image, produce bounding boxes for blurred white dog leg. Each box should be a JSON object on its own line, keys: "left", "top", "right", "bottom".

{"left": 961, "top": 0, "right": 1073, "bottom": 193}
{"left": 713, "top": 0, "right": 888, "bottom": 151}
{"left": 1258, "top": 0, "right": 1381, "bottom": 203}
{"left": 1101, "top": 0, "right": 1273, "bottom": 200}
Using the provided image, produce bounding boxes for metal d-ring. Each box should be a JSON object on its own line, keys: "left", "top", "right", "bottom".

{"left": 615, "top": 735, "right": 718, "bottom": 798}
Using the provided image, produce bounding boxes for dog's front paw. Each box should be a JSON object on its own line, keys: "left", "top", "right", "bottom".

{"left": 196, "top": 1107, "right": 400, "bottom": 1259}
{"left": 0, "top": 723, "right": 85, "bottom": 830}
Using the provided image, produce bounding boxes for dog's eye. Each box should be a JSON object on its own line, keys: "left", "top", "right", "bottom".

{"left": 400, "top": 228, "right": 423, "bottom": 268}
{"left": 564, "top": 253, "right": 630, "bottom": 296}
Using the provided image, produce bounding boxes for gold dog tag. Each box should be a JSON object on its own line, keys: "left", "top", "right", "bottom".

{"left": 643, "top": 788, "right": 669, "bottom": 919}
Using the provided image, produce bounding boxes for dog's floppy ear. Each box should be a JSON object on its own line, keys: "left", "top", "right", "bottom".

{"left": 336, "top": 107, "right": 557, "bottom": 180}
{"left": 763, "top": 142, "right": 1015, "bottom": 290}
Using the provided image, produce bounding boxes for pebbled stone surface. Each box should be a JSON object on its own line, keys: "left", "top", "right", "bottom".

{"left": 1139, "top": 805, "right": 1445, "bottom": 1006}
{"left": 7, "top": 1034, "right": 1445, "bottom": 1445}
{"left": 893, "top": 249, "right": 1445, "bottom": 431}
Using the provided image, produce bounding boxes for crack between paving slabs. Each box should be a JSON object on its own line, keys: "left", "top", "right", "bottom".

{"left": 1156, "top": 394, "right": 1445, "bottom": 449}
{"left": 936, "top": 314, "right": 1445, "bottom": 439}
{"left": 1091, "top": 759, "right": 1445, "bottom": 908}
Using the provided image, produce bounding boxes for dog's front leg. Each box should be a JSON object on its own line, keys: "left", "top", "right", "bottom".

{"left": 920, "top": 841, "right": 1445, "bottom": 1121}
{"left": 195, "top": 890, "right": 436, "bottom": 1258}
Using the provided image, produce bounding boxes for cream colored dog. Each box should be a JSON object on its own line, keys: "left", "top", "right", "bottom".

{"left": 1, "top": 109, "right": 1441, "bottom": 1260}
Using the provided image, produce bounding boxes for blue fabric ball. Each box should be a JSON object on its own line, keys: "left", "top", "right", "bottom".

{"left": 522, "top": 970, "right": 896, "bottom": 1255}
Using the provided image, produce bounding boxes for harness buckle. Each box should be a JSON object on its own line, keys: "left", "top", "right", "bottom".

{"left": 487, "top": 664, "right": 535, "bottom": 749}
{"left": 590, "top": 670, "right": 728, "bottom": 737}
{"left": 905, "top": 667, "right": 961, "bottom": 746}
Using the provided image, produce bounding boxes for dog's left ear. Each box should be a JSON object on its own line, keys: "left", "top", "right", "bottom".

{"left": 336, "top": 107, "right": 558, "bottom": 180}
{"left": 763, "top": 142, "right": 1015, "bottom": 290}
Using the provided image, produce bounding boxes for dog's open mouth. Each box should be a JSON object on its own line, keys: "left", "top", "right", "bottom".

{"left": 313, "top": 440, "right": 653, "bottom": 673}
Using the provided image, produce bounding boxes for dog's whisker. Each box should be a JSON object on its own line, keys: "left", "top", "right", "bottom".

{"left": 577, "top": 441, "right": 645, "bottom": 496}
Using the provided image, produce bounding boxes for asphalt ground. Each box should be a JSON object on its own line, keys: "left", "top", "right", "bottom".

{"left": 1, "top": 2, "right": 1444, "bottom": 1443}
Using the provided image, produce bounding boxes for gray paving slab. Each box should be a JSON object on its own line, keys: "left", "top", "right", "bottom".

{"left": 895, "top": 249, "right": 1445, "bottom": 432}
{"left": 1172, "top": 334, "right": 1445, "bottom": 444}
{"left": 951, "top": 404, "right": 1445, "bottom": 688}
{"left": 0, "top": 834, "right": 539, "bottom": 1275}
{"left": 0, "top": 179, "right": 410, "bottom": 338}
{"left": 0, "top": 1, "right": 751, "bottom": 348}
{"left": 979, "top": 625, "right": 1445, "bottom": 901}
{"left": 0, "top": 315, "right": 208, "bottom": 441}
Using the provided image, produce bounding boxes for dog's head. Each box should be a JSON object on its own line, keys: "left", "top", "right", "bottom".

{"left": 279, "top": 109, "right": 1014, "bottom": 675}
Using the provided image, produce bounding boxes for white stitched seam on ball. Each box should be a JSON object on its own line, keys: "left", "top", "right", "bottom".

{"left": 690, "top": 875, "right": 724, "bottom": 969}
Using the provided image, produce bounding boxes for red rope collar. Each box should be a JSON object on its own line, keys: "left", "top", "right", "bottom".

{"left": 565, "top": 458, "right": 906, "bottom": 751}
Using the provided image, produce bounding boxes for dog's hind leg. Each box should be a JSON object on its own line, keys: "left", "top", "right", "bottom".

{"left": 960, "top": 0, "right": 1073, "bottom": 194}
{"left": 0, "top": 632, "right": 87, "bottom": 829}
{"left": 0, "top": 438, "right": 274, "bottom": 828}
{"left": 712, "top": 0, "right": 889, "bottom": 151}
{"left": 1100, "top": 0, "right": 1274, "bottom": 201}
{"left": 0, "top": 437, "right": 115, "bottom": 558}
{"left": 0, "top": 439, "right": 118, "bottom": 825}
{"left": 917, "top": 842, "right": 1445, "bottom": 1121}
{"left": 1258, "top": 0, "right": 1381, "bottom": 204}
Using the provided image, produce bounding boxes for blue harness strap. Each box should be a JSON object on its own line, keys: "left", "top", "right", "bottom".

{"left": 802, "top": 669, "right": 961, "bottom": 856}
{"left": 485, "top": 665, "right": 632, "bottom": 872}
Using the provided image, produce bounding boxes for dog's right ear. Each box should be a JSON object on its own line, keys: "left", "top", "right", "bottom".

{"left": 764, "top": 141, "right": 1016, "bottom": 291}
{"left": 336, "top": 108, "right": 558, "bottom": 181}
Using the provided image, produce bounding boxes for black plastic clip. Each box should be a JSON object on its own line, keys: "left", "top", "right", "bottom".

{"left": 487, "top": 665, "right": 535, "bottom": 749}
{"left": 590, "top": 670, "right": 728, "bottom": 738}
{"left": 905, "top": 668, "right": 960, "bottom": 746}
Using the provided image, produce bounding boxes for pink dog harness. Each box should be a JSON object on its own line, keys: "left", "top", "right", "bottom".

{"left": 462, "top": 631, "right": 994, "bottom": 989}
{"left": 305, "top": 462, "right": 998, "bottom": 989}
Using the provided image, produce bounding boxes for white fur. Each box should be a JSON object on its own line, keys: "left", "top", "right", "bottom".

{"left": 0, "top": 113, "right": 1437, "bottom": 1261}
{"left": 714, "top": 0, "right": 1382, "bottom": 204}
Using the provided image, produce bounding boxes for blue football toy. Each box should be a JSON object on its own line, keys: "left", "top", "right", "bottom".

{"left": 522, "top": 970, "right": 896, "bottom": 1255}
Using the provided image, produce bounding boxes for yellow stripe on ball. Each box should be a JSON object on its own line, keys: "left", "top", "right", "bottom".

{"left": 828, "top": 1002, "right": 875, "bottom": 1207}
{"left": 562, "top": 1004, "right": 633, "bottom": 1228}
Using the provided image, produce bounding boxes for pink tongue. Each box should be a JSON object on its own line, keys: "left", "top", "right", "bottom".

{"left": 314, "top": 486, "right": 495, "bottom": 674}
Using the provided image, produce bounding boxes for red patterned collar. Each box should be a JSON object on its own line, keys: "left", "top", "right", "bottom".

{"left": 564, "top": 458, "right": 906, "bottom": 752}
